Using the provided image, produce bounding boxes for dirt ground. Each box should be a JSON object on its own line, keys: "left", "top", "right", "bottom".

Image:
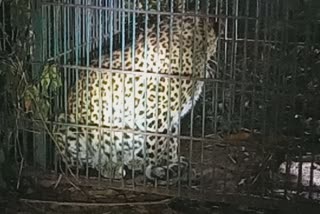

{"left": 0, "top": 184, "right": 283, "bottom": 214}
{"left": 1, "top": 123, "right": 319, "bottom": 214}
{"left": 1, "top": 178, "right": 320, "bottom": 214}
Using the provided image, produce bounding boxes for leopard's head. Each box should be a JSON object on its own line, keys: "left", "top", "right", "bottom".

{"left": 195, "top": 15, "right": 220, "bottom": 60}
{"left": 180, "top": 14, "right": 220, "bottom": 78}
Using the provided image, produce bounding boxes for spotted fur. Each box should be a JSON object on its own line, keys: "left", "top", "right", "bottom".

{"left": 53, "top": 14, "right": 218, "bottom": 184}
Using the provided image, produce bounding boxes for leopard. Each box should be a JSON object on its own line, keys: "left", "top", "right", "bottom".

{"left": 53, "top": 13, "right": 219, "bottom": 185}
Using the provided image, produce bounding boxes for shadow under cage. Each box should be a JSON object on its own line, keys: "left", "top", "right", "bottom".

{"left": 17, "top": 0, "right": 320, "bottom": 209}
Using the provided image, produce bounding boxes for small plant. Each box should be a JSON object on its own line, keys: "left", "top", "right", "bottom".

{"left": 23, "top": 64, "right": 62, "bottom": 120}
{"left": 0, "top": 0, "right": 63, "bottom": 190}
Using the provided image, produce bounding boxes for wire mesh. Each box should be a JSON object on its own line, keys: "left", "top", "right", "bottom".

{"left": 11, "top": 0, "right": 320, "bottom": 206}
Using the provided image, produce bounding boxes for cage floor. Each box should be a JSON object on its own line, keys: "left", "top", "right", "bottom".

{"left": 2, "top": 175, "right": 320, "bottom": 214}
{"left": 3, "top": 133, "right": 319, "bottom": 213}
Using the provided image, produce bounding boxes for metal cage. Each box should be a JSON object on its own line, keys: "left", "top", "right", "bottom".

{"left": 10, "top": 0, "right": 320, "bottom": 209}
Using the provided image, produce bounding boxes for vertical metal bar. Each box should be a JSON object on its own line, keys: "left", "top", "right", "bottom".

{"left": 239, "top": 0, "right": 249, "bottom": 133}
{"left": 222, "top": 0, "right": 228, "bottom": 124}
{"left": 212, "top": 0, "right": 222, "bottom": 135}
{"left": 289, "top": 7, "right": 299, "bottom": 152}
{"left": 297, "top": 148, "right": 303, "bottom": 196}
{"left": 259, "top": 1, "right": 267, "bottom": 196}
{"left": 108, "top": 0, "right": 118, "bottom": 186}
{"left": 127, "top": 0, "right": 131, "bottom": 40}
{"left": 284, "top": 154, "right": 290, "bottom": 198}
{"left": 81, "top": 0, "right": 85, "bottom": 63}
{"left": 104, "top": 0, "right": 108, "bottom": 47}
{"left": 153, "top": 0, "right": 160, "bottom": 189}
{"left": 74, "top": 0, "right": 80, "bottom": 178}
{"left": 93, "top": 0, "right": 97, "bottom": 50}
{"left": 142, "top": 0, "right": 149, "bottom": 187}
{"left": 1, "top": 0, "right": 5, "bottom": 51}
{"left": 131, "top": 0, "right": 137, "bottom": 188}
{"left": 31, "top": 0, "right": 46, "bottom": 169}
{"left": 229, "top": 0, "right": 238, "bottom": 127}
{"left": 309, "top": 154, "right": 315, "bottom": 199}
{"left": 271, "top": 0, "right": 279, "bottom": 138}
{"left": 120, "top": 0, "right": 126, "bottom": 188}
{"left": 200, "top": 0, "right": 208, "bottom": 198}
{"left": 53, "top": 3, "right": 58, "bottom": 59}
{"left": 108, "top": 0, "right": 115, "bottom": 186}
{"left": 176, "top": 0, "right": 186, "bottom": 197}
{"left": 250, "top": 0, "right": 260, "bottom": 133}
{"left": 308, "top": 7, "right": 319, "bottom": 201}
{"left": 91, "top": 0, "right": 96, "bottom": 50}
{"left": 261, "top": 0, "right": 269, "bottom": 146}
{"left": 41, "top": 2, "right": 53, "bottom": 170}
{"left": 50, "top": 0, "right": 60, "bottom": 167}
{"left": 210, "top": 0, "right": 223, "bottom": 194}
{"left": 188, "top": 0, "right": 198, "bottom": 190}
{"left": 276, "top": 0, "right": 286, "bottom": 138}
{"left": 282, "top": 0, "right": 291, "bottom": 136}
{"left": 63, "top": 0, "right": 69, "bottom": 175}
{"left": 234, "top": 0, "right": 239, "bottom": 115}
{"left": 166, "top": 0, "right": 173, "bottom": 189}
{"left": 302, "top": 1, "right": 315, "bottom": 200}
{"left": 48, "top": 5, "right": 52, "bottom": 59}
{"left": 111, "top": 1, "right": 114, "bottom": 38}
{"left": 97, "top": 0, "right": 103, "bottom": 182}
{"left": 261, "top": 0, "right": 272, "bottom": 196}
{"left": 222, "top": 0, "right": 229, "bottom": 195}
{"left": 48, "top": 4, "right": 60, "bottom": 171}
{"left": 85, "top": 0, "right": 91, "bottom": 179}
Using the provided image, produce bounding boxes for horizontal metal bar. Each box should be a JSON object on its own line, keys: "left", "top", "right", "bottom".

{"left": 46, "top": 29, "right": 122, "bottom": 58}
{"left": 21, "top": 118, "right": 255, "bottom": 145}
{"left": 41, "top": 1, "right": 259, "bottom": 21}
{"left": 58, "top": 64, "right": 270, "bottom": 89}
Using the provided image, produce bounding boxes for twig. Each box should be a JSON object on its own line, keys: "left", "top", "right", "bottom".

{"left": 16, "top": 127, "right": 41, "bottom": 134}
{"left": 54, "top": 174, "right": 62, "bottom": 189}
{"left": 9, "top": 60, "right": 80, "bottom": 189}
{"left": 251, "top": 154, "right": 273, "bottom": 185}
{"left": 61, "top": 174, "right": 81, "bottom": 191}
{"left": 14, "top": 93, "right": 26, "bottom": 191}
{"left": 32, "top": 99, "right": 79, "bottom": 183}
{"left": 53, "top": 173, "right": 81, "bottom": 191}
{"left": 228, "top": 154, "right": 237, "bottom": 164}
{"left": 16, "top": 157, "right": 24, "bottom": 189}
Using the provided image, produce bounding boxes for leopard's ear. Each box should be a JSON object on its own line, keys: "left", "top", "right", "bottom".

{"left": 209, "top": 17, "right": 224, "bottom": 35}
